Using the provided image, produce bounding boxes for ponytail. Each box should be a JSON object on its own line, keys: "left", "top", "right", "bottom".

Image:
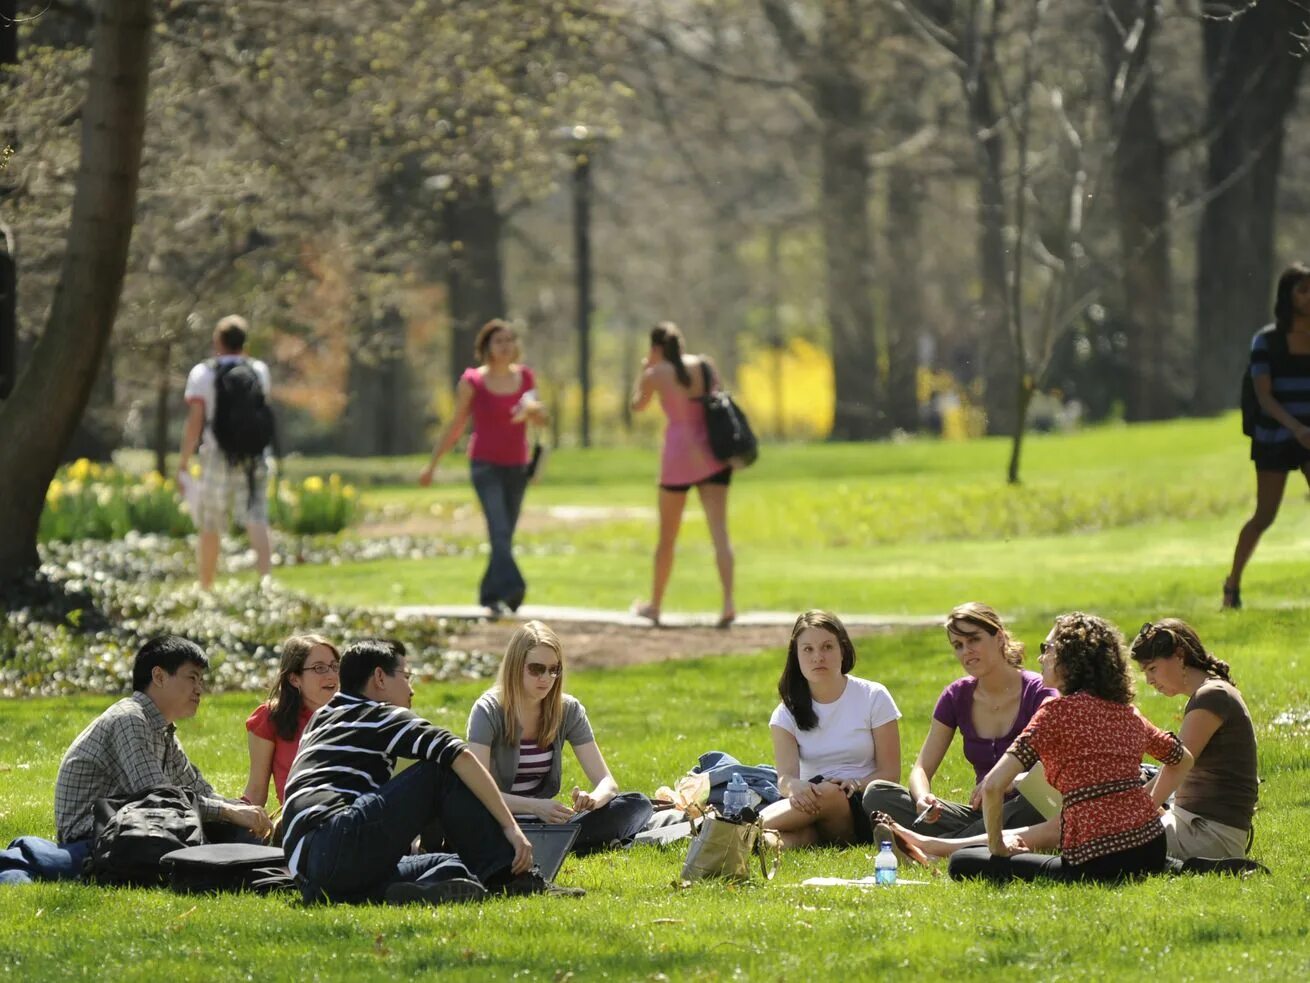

{"left": 650, "top": 321, "right": 691, "bottom": 387}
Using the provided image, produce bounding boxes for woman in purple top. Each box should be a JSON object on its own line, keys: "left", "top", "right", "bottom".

{"left": 862, "top": 602, "right": 1057, "bottom": 837}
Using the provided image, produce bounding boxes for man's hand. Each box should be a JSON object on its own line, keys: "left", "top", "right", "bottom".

{"left": 503, "top": 823, "right": 534, "bottom": 874}
{"left": 224, "top": 802, "right": 273, "bottom": 841}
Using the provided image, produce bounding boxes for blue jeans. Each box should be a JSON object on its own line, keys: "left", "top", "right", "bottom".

{"left": 295, "top": 760, "right": 514, "bottom": 903}
{"left": 1, "top": 837, "right": 91, "bottom": 885}
{"left": 572, "top": 793, "right": 655, "bottom": 855}
{"left": 470, "top": 461, "right": 529, "bottom": 609}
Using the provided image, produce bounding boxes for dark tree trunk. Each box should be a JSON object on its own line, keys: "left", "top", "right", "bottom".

{"left": 1194, "top": 2, "right": 1307, "bottom": 414}
{"left": 62, "top": 348, "right": 118, "bottom": 462}
{"left": 818, "top": 27, "right": 881, "bottom": 439}
{"left": 0, "top": 0, "right": 153, "bottom": 580}
{"left": 967, "top": 68, "right": 1015, "bottom": 437}
{"left": 343, "top": 305, "right": 422, "bottom": 455}
{"left": 444, "top": 177, "right": 507, "bottom": 388}
{"left": 1101, "top": 0, "right": 1177, "bottom": 421}
{"left": 152, "top": 340, "right": 171, "bottom": 476}
{"left": 884, "top": 162, "right": 924, "bottom": 432}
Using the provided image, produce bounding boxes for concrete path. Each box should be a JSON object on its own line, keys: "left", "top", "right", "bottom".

{"left": 391, "top": 604, "right": 942, "bottom": 630}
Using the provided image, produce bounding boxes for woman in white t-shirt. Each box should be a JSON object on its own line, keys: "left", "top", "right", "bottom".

{"left": 761, "top": 610, "right": 902, "bottom": 849}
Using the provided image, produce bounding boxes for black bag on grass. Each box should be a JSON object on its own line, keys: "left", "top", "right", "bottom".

{"left": 161, "top": 843, "right": 295, "bottom": 895}
{"left": 88, "top": 785, "right": 205, "bottom": 886}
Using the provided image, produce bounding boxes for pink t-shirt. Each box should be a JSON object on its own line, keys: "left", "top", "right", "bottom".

{"left": 245, "top": 701, "right": 314, "bottom": 805}
{"left": 464, "top": 365, "right": 535, "bottom": 467}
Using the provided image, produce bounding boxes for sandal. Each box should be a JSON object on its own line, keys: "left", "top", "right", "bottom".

{"left": 631, "top": 601, "right": 661, "bottom": 626}
{"left": 868, "top": 811, "right": 931, "bottom": 867}
{"left": 1222, "top": 581, "right": 1242, "bottom": 610}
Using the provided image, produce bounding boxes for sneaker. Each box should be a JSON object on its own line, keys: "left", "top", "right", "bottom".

{"left": 384, "top": 877, "right": 488, "bottom": 906}
{"left": 496, "top": 868, "right": 586, "bottom": 898}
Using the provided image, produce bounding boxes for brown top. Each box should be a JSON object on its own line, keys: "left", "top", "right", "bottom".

{"left": 1174, "top": 679, "right": 1258, "bottom": 830}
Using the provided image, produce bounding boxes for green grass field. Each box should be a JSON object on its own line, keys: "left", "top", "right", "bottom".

{"left": 4, "top": 415, "right": 1310, "bottom": 980}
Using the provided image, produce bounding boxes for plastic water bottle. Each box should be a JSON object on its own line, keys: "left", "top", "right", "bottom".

{"left": 875, "top": 840, "right": 898, "bottom": 885}
{"left": 722, "top": 773, "right": 750, "bottom": 819}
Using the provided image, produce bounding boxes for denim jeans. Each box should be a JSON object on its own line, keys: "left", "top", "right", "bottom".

{"left": 470, "top": 460, "right": 529, "bottom": 608}
{"left": 572, "top": 793, "right": 655, "bottom": 855}
{"left": 295, "top": 760, "right": 514, "bottom": 903}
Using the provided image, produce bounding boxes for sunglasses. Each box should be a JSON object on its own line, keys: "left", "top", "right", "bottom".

{"left": 300, "top": 662, "right": 340, "bottom": 676}
{"left": 1039, "top": 641, "right": 1054, "bottom": 656}
{"left": 525, "top": 662, "right": 563, "bottom": 679}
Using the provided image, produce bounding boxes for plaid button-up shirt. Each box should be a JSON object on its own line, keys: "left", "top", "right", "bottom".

{"left": 54, "top": 692, "right": 226, "bottom": 843}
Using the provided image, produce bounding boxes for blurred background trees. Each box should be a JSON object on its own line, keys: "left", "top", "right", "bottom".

{"left": 4, "top": 0, "right": 1310, "bottom": 470}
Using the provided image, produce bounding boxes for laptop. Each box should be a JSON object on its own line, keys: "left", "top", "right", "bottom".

{"left": 517, "top": 822, "right": 582, "bottom": 881}
{"left": 1015, "top": 761, "right": 1063, "bottom": 821}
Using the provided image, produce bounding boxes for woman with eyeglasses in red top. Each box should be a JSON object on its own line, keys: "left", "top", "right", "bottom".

{"left": 466, "top": 621, "right": 652, "bottom": 854}
{"left": 243, "top": 633, "right": 340, "bottom": 808}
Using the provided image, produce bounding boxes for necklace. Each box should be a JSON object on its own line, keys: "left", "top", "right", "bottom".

{"left": 976, "top": 678, "right": 1020, "bottom": 712}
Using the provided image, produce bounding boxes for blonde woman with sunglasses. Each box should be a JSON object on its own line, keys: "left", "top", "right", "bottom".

{"left": 467, "top": 621, "right": 653, "bottom": 854}
{"left": 243, "top": 633, "right": 340, "bottom": 807}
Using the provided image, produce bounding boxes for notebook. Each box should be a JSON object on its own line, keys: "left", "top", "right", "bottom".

{"left": 516, "top": 822, "right": 581, "bottom": 881}
{"left": 1015, "top": 761, "right": 1063, "bottom": 821}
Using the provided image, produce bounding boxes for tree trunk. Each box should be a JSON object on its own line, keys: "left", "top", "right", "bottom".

{"left": 967, "top": 67, "right": 1015, "bottom": 436}
{"left": 444, "top": 178, "right": 507, "bottom": 388}
{"left": 0, "top": 0, "right": 153, "bottom": 581}
{"left": 1194, "top": 2, "right": 1306, "bottom": 414}
{"left": 152, "top": 340, "right": 171, "bottom": 476}
{"left": 818, "top": 28, "right": 881, "bottom": 439}
{"left": 1101, "top": 0, "right": 1177, "bottom": 421}
{"left": 884, "top": 163, "right": 925, "bottom": 432}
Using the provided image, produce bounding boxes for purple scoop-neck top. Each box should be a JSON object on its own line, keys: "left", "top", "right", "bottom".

{"left": 932, "top": 670, "right": 1058, "bottom": 784}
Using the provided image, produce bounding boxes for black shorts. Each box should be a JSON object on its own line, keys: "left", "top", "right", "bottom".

{"left": 1250, "top": 439, "right": 1310, "bottom": 473}
{"left": 660, "top": 466, "right": 732, "bottom": 493}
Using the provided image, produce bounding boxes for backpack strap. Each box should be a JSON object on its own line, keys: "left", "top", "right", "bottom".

{"left": 698, "top": 358, "right": 714, "bottom": 398}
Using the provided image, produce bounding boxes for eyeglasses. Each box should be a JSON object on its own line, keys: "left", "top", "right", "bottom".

{"left": 390, "top": 669, "right": 414, "bottom": 681}
{"left": 300, "top": 663, "right": 341, "bottom": 676}
{"left": 525, "top": 662, "right": 563, "bottom": 679}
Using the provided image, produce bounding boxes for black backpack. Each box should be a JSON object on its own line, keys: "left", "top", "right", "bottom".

{"left": 699, "top": 360, "right": 759, "bottom": 466}
{"left": 87, "top": 785, "right": 206, "bottom": 886}
{"left": 210, "top": 357, "right": 276, "bottom": 464}
{"left": 1241, "top": 325, "right": 1284, "bottom": 437}
{"left": 161, "top": 843, "right": 295, "bottom": 895}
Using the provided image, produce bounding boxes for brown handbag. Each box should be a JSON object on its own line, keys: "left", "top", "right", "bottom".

{"left": 679, "top": 809, "right": 780, "bottom": 883}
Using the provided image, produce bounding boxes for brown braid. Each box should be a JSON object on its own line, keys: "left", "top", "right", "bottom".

{"left": 1129, "top": 618, "right": 1234, "bottom": 684}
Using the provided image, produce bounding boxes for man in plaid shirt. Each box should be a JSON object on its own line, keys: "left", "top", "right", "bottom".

{"left": 54, "top": 635, "right": 272, "bottom": 846}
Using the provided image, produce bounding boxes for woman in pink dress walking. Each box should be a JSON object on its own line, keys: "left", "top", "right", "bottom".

{"left": 629, "top": 322, "right": 736, "bottom": 628}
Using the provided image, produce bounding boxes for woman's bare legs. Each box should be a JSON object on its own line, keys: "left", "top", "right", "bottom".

{"left": 696, "top": 482, "right": 735, "bottom": 623}
{"left": 637, "top": 489, "right": 688, "bottom": 621}
{"left": 1225, "top": 470, "right": 1291, "bottom": 604}
{"left": 761, "top": 783, "right": 856, "bottom": 850}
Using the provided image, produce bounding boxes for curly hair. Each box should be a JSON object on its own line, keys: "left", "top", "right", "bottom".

{"left": 944, "top": 601, "right": 1025, "bottom": 667}
{"left": 1046, "top": 612, "right": 1134, "bottom": 704}
{"left": 1129, "top": 618, "right": 1233, "bottom": 684}
{"left": 778, "top": 610, "right": 857, "bottom": 730}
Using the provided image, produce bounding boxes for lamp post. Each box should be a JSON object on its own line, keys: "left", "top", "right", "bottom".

{"left": 557, "top": 125, "right": 606, "bottom": 447}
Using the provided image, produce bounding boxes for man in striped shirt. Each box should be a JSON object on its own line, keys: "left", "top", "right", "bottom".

{"left": 282, "top": 640, "right": 568, "bottom": 905}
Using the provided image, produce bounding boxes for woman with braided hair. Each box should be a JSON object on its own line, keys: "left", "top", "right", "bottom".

{"left": 943, "top": 612, "right": 1193, "bottom": 883}
{"left": 1129, "top": 619, "right": 1258, "bottom": 860}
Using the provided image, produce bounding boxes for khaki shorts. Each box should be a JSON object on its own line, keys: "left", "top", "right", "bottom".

{"left": 198, "top": 446, "right": 269, "bottom": 532}
{"left": 1161, "top": 805, "right": 1248, "bottom": 860}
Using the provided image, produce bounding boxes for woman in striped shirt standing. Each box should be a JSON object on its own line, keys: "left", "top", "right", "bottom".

{"left": 467, "top": 621, "right": 653, "bottom": 854}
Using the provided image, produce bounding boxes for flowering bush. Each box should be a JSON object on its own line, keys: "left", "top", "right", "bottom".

{"left": 39, "top": 460, "right": 359, "bottom": 543}
{"left": 269, "top": 473, "right": 359, "bottom": 535}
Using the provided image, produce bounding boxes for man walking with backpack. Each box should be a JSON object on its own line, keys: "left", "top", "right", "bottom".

{"left": 178, "top": 315, "right": 276, "bottom": 589}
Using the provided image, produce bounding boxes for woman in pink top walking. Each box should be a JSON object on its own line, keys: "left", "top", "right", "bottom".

{"left": 629, "top": 322, "right": 736, "bottom": 627}
{"left": 419, "top": 320, "right": 547, "bottom": 617}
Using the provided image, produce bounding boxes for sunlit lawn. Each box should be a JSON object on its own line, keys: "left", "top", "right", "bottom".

{"left": 5, "top": 414, "right": 1310, "bottom": 979}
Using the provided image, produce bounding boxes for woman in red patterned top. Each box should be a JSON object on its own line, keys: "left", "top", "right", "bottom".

{"left": 419, "top": 320, "right": 547, "bottom": 617}
{"left": 944, "top": 612, "right": 1193, "bottom": 883}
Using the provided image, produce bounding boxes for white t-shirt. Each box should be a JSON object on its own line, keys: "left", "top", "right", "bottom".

{"left": 769, "top": 675, "right": 901, "bottom": 782}
{"left": 184, "top": 355, "right": 271, "bottom": 447}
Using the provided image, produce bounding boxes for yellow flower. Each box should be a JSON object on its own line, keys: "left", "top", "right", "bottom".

{"left": 68, "top": 458, "right": 92, "bottom": 482}
{"left": 46, "top": 479, "right": 64, "bottom": 504}
{"left": 65, "top": 479, "right": 83, "bottom": 496}
{"left": 329, "top": 473, "right": 342, "bottom": 489}
{"left": 342, "top": 486, "right": 357, "bottom": 500}
{"left": 189, "top": 461, "right": 201, "bottom": 477}
{"left": 303, "top": 476, "right": 324, "bottom": 493}
{"left": 144, "top": 471, "right": 164, "bottom": 490}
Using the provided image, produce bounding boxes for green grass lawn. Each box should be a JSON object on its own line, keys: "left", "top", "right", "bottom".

{"left": 6, "top": 415, "right": 1310, "bottom": 979}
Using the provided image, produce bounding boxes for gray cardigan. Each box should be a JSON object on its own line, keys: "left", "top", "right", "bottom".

{"left": 467, "top": 691, "right": 594, "bottom": 797}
